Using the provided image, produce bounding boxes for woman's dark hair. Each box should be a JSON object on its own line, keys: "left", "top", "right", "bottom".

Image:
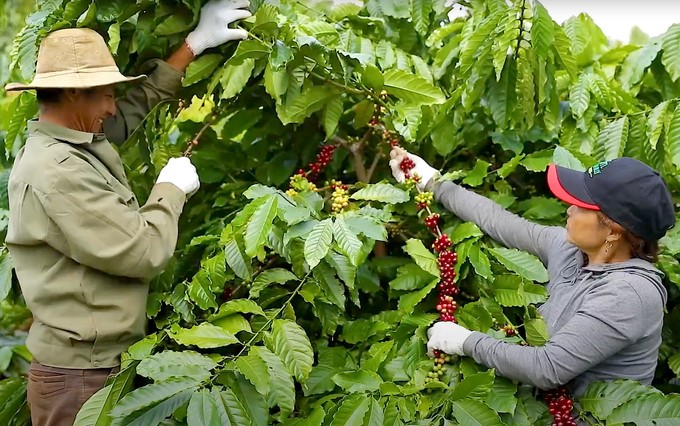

{"left": 598, "top": 212, "right": 659, "bottom": 263}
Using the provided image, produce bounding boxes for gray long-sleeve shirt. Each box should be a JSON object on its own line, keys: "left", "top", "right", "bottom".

{"left": 434, "top": 181, "right": 667, "bottom": 397}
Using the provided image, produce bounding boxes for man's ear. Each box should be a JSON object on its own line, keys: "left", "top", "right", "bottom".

{"left": 61, "top": 88, "right": 81, "bottom": 103}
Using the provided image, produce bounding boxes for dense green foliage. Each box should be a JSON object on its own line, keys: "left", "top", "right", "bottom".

{"left": 1, "top": 0, "right": 680, "bottom": 424}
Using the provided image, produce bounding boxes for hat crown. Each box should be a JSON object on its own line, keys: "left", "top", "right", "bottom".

{"left": 35, "top": 28, "right": 118, "bottom": 75}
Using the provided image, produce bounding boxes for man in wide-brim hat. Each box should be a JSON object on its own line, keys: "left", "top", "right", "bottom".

{"left": 4, "top": 1, "right": 251, "bottom": 425}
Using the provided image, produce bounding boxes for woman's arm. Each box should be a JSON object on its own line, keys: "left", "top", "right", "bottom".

{"left": 435, "top": 180, "right": 566, "bottom": 264}
{"left": 461, "top": 280, "right": 653, "bottom": 390}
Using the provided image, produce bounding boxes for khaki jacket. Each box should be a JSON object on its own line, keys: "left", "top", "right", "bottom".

{"left": 6, "top": 60, "right": 185, "bottom": 369}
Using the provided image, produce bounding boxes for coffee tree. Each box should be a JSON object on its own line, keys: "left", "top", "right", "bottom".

{"left": 1, "top": 0, "right": 680, "bottom": 425}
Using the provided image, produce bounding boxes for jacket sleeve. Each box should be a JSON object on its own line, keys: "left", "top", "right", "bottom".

{"left": 42, "top": 154, "right": 186, "bottom": 279}
{"left": 103, "top": 59, "right": 184, "bottom": 145}
{"left": 434, "top": 180, "right": 565, "bottom": 265}
{"left": 461, "top": 281, "right": 651, "bottom": 390}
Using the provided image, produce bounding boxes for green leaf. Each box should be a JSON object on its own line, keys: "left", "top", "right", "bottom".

{"left": 251, "top": 268, "right": 298, "bottom": 298}
{"left": 569, "top": 73, "right": 591, "bottom": 119}
{"left": 404, "top": 239, "right": 440, "bottom": 277}
{"left": 235, "top": 351, "right": 271, "bottom": 395}
{"left": 252, "top": 346, "right": 295, "bottom": 420}
{"left": 531, "top": 2, "right": 554, "bottom": 59}
{"left": 552, "top": 22, "right": 578, "bottom": 79}
{"left": 110, "top": 379, "right": 199, "bottom": 422}
{"left": 524, "top": 316, "right": 550, "bottom": 347}
{"left": 647, "top": 100, "right": 669, "bottom": 149}
{"left": 411, "top": 0, "right": 432, "bottom": 35}
{"left": 351, "top": 183, "right": 409, "bottom": 204}
{"left": 209, "top": 299, "right": 266, "bottom": 322}
{"left": 330, "top": 394, "right": 372, "bottom": 426}
{"left": 669, "top": 351, "right": 680, "bottom": 377}
{"left": 363, "top": 397, "right": 385, "bottom": 426}
{"left": 108, "top": 23, "right": 120, "bottom": 55}
{"left": 212, "top": 314, "right": 251, "bottom": 335}
{"left": 666, "top": 103, "right": 680, "bottom": 168}
{"left": 74, "top": 365, "right": 136, "bottom": 426}
{"left": 326, "top": 251, "right": 357, "bottom": 289}
{"left": 580, "top": 379, "right": 662, "bottom": 419}
{"left": 462, "top": 160, "right": 490, "bottom": 187}
{"left": 552, "top": 146, "right": 585, "bottom": 171}
{"left": 0, "top": 252, "right": 13, "bottom": 303}
{"left": 594, "top": 117, "right": 629, "bottom": 161}
{"left": 398, "top": 279, "right": 438, "bottom": 315}
{"left": 228, "top": 39, "right": 271, "bottom": 65}
{"left": 188, "top": 271, "right": 218, "bottom": 311}
{"left": 487, "top": 377, "right": 517, "bottom": 414}
{"left": 607, "top": 393, "right": 680, "bottom": 425}
{"left": 344, "top": 216, "right": 388, "bottom": 241}
{"left": 220, "top": 59, "right": 255, "bottom": 100}
{"left": 4, "top": 92, "right": 37, "bottom": 156}
{"left": 383, "top": 69, "right": 446, "bottom": 105}
{"left": 268, "top": 319, "right": 314, "bottom": 382}
{"left": 183, "top": 54, "right": 223, "bottom": 87}
{"left": 277, "top": 86, "right": 338, "bottom": 125}
{"left": 521, "top": 150, "right": 553, "bottom": 172}
{"left": 304, "top": 219, "right": 335, "bottom": 269}
{"left": 264, "top": 63, "right": 288, "bottom": 103}
{"left": 168, "top": 323, "right": 240, "bottom": 349}
{"left": 187, "top": 389, "right": 221, "bottom": 426}
{"left": 452, "top": 399, "right": 506, "bottom": 426}
{"left": 137, "top": 351, "right": 217, "bottom": 384}
{"left": 313, "top": 261, "right": 346, "bottom": 308}
{"left": 362, "top": 63, "right": 384, "bottom": 91}
{"left": 332, "top": 370, "right": 383, "bottom": 393}
{"left": 223, "top": 233, "right": 252, "bottom": 281}
{"left": 213, "top": 388, "right": 251, "bottom": 426}
{"left": 333, "top": 217, "right": 362, "bottom": 266}
{"left": 451, "top": 371, "right": 495, "bottom": 401}
{"left": 487, "top": 248, "right": 549, "bottom": 283}
{"left": 323, "top": 95, "right": 344, "bottom": 138}
{"left": 450, "top": 223, "right": 484, "bottom": 244}
{"left": 270, "top": 40, "right": 293, "bottom": 69}
{"left": 389, "top": 264, "right": 436, "bottom": 291}
{"left": 662, "top": 24, "right": 680, "bottom": 82}
{"left": 245, "top": 195, "right": 278, "bottom": 258}
{"left": 468, "top": 244, "right": 492, "bottom": 279}
{"left": 493, "top": 275, "right": 548, "bottom": 307}
{"left": 229, "top": 374, "right": 268, "bottom": 425}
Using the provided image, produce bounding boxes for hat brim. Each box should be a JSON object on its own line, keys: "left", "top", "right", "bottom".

{"left": 5, "top": 70, "right": 146, "bottom": 91}
{"left": 547, "top": 164, "right": 600, "bottom": 210}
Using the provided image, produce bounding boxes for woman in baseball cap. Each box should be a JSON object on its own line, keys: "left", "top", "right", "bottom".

{"left": 388, "top": 148, "right": 675, "bottom": 402}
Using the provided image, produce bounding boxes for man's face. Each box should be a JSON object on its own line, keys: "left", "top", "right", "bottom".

{"left": 64, "top": 85, "right": 117, "bottom": 133}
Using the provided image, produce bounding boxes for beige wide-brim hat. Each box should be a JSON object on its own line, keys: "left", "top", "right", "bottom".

{"left": 5, "top": 28, "right": 146, "bottom": 91}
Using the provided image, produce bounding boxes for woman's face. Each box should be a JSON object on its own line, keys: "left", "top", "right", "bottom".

{"left": 565, "top": 205, "right": 610, "bottom": 250}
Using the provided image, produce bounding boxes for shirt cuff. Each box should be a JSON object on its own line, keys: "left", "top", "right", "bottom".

{"left": 148, "top": 182, "right": 186, "bottom": 215}
{"left": 139, "top": 59, "right": 184, "bottom": 96}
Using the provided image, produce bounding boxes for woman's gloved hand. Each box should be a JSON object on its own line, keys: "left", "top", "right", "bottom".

{"left": 388, "top": 146, "right": 439, "bottom": 190}
{"left": 426, "top": 321, "right": 473, "bottom": 357}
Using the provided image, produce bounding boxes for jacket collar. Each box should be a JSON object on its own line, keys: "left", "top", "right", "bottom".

{"left": 27, "top": 120, "right": 106, "bottom": 144}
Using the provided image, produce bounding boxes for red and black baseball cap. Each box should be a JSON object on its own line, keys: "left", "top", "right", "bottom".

{"left": 547, "top": 157, "right": 675, "bottom": 241}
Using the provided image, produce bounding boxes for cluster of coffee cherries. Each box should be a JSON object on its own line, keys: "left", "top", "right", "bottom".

{"left": 330, "top": 180, "right": 350, "bottom": 213}
{"left": 501, "top": 324, "right": 516, "bottom": 337}
{"left": 285, "top": 173, "right": 317, "bottom": 197}
{"left": 396, "top": 151, "right": 460, "bottom": 384}
{"left": 544, "top": 386, "right": 577, "bottom": 426}
{"left": 414, "top": 191, "right": 434, "bottom": 210}
{"left": 425, "top": 349, "right": 451, "bottom": 383}
{"left": 295, "top": 143, "right": 338, "bottom": 183}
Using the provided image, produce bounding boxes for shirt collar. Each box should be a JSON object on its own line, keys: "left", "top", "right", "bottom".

{"left": 27, "top": 120, "right": 106, "bottom": 144}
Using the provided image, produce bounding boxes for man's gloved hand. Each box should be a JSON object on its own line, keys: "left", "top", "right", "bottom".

{"left": 156, "top": 157, "right": 200, "bottom": 198}
{"left": 389, "top": 146, "right": 439, "bottom": 190}
{"left": 186, "top": 0, "right": 252, "bottom": 56}
{"left": 426, "top": 321, "right": 473, "bottom": 357}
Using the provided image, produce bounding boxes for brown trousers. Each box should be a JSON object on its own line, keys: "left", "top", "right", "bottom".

{"left": 27, "top": 361, "right": 119, "bottom": 426}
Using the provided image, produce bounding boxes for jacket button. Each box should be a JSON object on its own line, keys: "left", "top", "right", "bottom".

{"left": 93, "top": 362, "right": 99, "bottom": 367}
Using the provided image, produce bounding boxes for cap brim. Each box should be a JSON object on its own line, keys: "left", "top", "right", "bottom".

{"left": 547, "top": 164, "right": 600, "bottom": 210}
{"left": 5, "top": 72, "right": 146, "bottom": 91}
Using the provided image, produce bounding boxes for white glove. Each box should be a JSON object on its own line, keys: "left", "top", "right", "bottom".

{"left": 426, "top": 321, "right": 473, "bottom": 357}
{"left": 388, "top": 147, "right": 439, "bottom": 190}
{"left": 156, "top": 157, "right": 200, "bottom": 197}
{"left": 186, "top": 0, "right": 252, "bottom": 56}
